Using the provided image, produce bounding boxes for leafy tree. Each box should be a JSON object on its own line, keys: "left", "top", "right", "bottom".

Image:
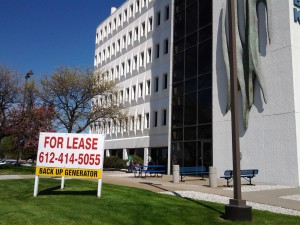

{"left": 8, "top": 105, "right": 55, "bottom": 162}
{"left": 39, "top": 66, "right": 126, "bottom": 133}
{"left": 0, "top": 136, "right": 16, "bottom": 160}
{"left": 0, "top": 65, "right": 21, "bottom": 142}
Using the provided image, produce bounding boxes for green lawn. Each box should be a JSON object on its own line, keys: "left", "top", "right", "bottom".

{"left": 0, "top": 178, "right": 299, "bottom": 225}
{"left": 0, "top": 164, "right": 35, "bottom": 175}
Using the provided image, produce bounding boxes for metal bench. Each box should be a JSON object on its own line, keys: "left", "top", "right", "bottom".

{"left": 179, "top": 166, "right": 208, "bottom": 182}
{"left": 220, "top": 169, "right": 259, "bottom": 187}
{"left": 134, "top": 165, "right": 166, "bottom": 178}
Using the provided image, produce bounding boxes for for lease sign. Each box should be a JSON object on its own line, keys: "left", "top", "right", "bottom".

{"left": 36, "top": 132, "right": 105, "bottom": 179}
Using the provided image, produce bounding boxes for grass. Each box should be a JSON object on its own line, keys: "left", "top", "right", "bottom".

{"left": 0, "top": 164, "right": 35, "bottom": 175}
{"left": 0, "top": 178, "right": 299, "bottom": 225}
{"left": 0, "top": 166, "right": 299, "bottom": 224}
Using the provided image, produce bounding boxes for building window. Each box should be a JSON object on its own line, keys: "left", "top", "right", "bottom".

{"left": 139, "top": 82, "right": 143, "bottom": 97}
{"left": 130, "top": 116, "right": 135, "bottom": 131}
{"left": 146, "top": 79, "right": 151, "bottom": 95}
{"left": 111, "top": 68, "right": 114, "bottom": 80}
{"left": 163, "top": 73, "right": 168, "bottom": 89}
{"left": 122, "top": 35, "right": 126, "bottom": 48}
{"left": 155, "top": 44, "right": 160, "bottom": 58}
{"left": 116, "top": 65, "right": 119, "bottom": 78}
{"left": 125, "top": 88, "right": 130, "bottom": 101}
{"left": 109, "top": 22, "right": 111, "bottom": 33}
{"left": 134, "top": 26, "right": 139, "bottom": 41}
{"left": 128, "top": 31, "right": 132, "bottom": 45}
{"left": 153, "top": 111, "right": 158, "bottom": 127}
{"left": 141, "top": 22, "right": 146, "bottom": 36}
{"left": 112, "top": 43, "right": 115, "bottom": 54}
{"left": 127, "top": 59, "right": 131, "bottom": 73}
{"left": 121, "top": 62, "right": 125, "bottom": 76}
{"left": 117, "top": 39, "right": 120, "bottom": 52}
{"left": 129, "top": 4, "right": 133, "bottom": 17}
{"left": 118, "top": 14, "right": 122, "bottom": 26}
{"left": 124, "top": 118, "right": 128, "bottom": 132}
{"left": 165, "top": 5, "right": 169, "bottom": 20}
{"left": 124, "top": 9, "right": 127, "bottom": 22}
{"left": 145, "top": 113, "right": 149, "bottom": 129}
{"left": 136, "top": 0, "right": 140, "bottom": 12}
{"left": 132, "top": 85, "right": 136, "bottom": 100}
{"left": 142, "top": 0, "right": 146, "bottom": 8}
{"left": 137, "top": 114, "right": 142, "bottom": 130}
{"left": 155, "top": 77, "right": 159, "bottom": 92}
{"left": 162, "top": 109, "right": 167, "bottom": 126}
{"left": 113, "top": 18, "right": 116, "bottom": 30}
{"left": 133, "top": 55, "right": 138, "bottom": 69}
{"left": 148, "top": 17, "right": 153, "bottom": 32}
{"left": 164, "top": 39, "right": 169, "bottom": 54}
{"left": 147, "top": 48, "right": 152, "bottom": 63}
{"left": 96, "top": 33, "right": 98, "bottom": 44}
{"left": 140, "top": 52, "right": 144, "bottom": 67}
{"left": 156, "top": 11, "right": 161, "bottom": 26}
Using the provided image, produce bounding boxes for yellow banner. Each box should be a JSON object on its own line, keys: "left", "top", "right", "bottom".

{"left": 36, "top": 167, "right": 102, "bottom": 179}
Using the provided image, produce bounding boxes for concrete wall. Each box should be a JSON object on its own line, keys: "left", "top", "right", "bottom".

{"left": 213, "top": 0, "right": 300, "bottom": 186}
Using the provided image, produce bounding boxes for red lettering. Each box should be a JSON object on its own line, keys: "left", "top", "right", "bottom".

{"left": 73, "top": 137, "right": 78, "bottom": 149}
{"left": 78, "top": 138, "right": 85, "bottom": 149}
{"left": 92, "top": 138, "right": 98, "bottom": 150}
{"left": 86, "top": 138, "right": 91, "bottom": 150}
{"left": 67, "top": 137, "right": 72, "bottom": 149}
{"left": 44, "top": 136, "right": 50, "bottom": 148}
{"left": 57, "top": 137, "right": 63, "bottom": 148}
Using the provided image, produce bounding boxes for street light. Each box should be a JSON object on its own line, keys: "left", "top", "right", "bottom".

{"left": 25, "top": 70, "right": 34, "bottom": 80}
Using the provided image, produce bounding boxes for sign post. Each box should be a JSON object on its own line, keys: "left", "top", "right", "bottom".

{"left": 33, "top": 132, "right": 105, "bottom": 197}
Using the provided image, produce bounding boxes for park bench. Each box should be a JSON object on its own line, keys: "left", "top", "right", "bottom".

{"left": 220, "top": 169, "right": 259, "bottom": 187}
{"left": 179, "top": 166, "right": 208, "bottom": 182}
{"left": 134, "top": 165, "right": 166, "bottom": 178}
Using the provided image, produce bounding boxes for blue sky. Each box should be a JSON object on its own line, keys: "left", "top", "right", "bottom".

{"left": 0, "top": 0, "right": 125, "bottom": 80}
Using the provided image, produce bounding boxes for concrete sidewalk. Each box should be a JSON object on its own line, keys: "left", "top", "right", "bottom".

{"left": 102, "top": 171, "right": 300, "bottom": 212}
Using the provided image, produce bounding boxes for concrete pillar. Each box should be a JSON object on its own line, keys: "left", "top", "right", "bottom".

{"left": 123, "top": 148, "right": 128, "bottom": 160}
{"left": 209, "top": 167, "right": 217, "bottom": 188}
{"left": 105, "top": 149, "right": 110, "bottom": 157}
{"left": 143, "top": 147, "right": 149, "bottom": 166}
{"left": 173, "top": 165, "right": 180, "bottom": 183}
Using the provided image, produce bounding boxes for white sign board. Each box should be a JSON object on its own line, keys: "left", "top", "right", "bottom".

{"left": 34, "top": 132, "right": 105, "bottom": 197}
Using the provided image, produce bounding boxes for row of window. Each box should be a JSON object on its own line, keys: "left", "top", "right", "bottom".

{"left": 95, "top": 34, "right": 169, "bottom": 67}
{"left": 91, "top": 109, "right": 168, "bottom": 135}
{"left": 96, "top": 1, "right": 170, "bottom": 43}
{"left": 92, "top": 73, "right": 168, "bottom": 107}
{"left": 95, "top": 40, "right": 169, "bottom": 79}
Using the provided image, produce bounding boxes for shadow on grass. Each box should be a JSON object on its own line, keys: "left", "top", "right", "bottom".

{"left": 140, "top": 181, "right": 225, "bottom": 218}
{"left": 38, "top": 185, "right": 97, "bottom": 196}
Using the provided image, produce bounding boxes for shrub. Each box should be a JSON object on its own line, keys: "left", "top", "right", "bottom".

{"left": 103, "top": 156, "right": 127, "bottom": 169}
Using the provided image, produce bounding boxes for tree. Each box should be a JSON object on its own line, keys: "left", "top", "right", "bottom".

{"left": 8, "top": 105, "right": 55, "bottom": 161}
{"left": 0, "top": 65, "right": 21, "bottom": 142}
{"left": 39, "top": 66, "right": 126, "bottom": 133}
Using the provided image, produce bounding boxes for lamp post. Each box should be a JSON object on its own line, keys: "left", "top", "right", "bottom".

{"left": 224, "top": 0, "right": 252, "bottom": 221}
{"left": 24, "top": 70, "right": 34, "bottom": 109}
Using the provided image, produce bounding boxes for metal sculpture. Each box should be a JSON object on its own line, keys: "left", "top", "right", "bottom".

{"left": 222, "top": 0, "right": 271, "bottom": 129}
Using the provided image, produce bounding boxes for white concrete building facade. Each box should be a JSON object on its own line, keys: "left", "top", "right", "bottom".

{"left": 92, "top": 0, "right": 300, "bottom": 186}
{"left": 92, "top": 0, "right": 172, "bottom": 166}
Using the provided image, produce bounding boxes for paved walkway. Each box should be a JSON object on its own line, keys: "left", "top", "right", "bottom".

{"left": 102, "top": 171, "right": 300, "bottom": 212}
